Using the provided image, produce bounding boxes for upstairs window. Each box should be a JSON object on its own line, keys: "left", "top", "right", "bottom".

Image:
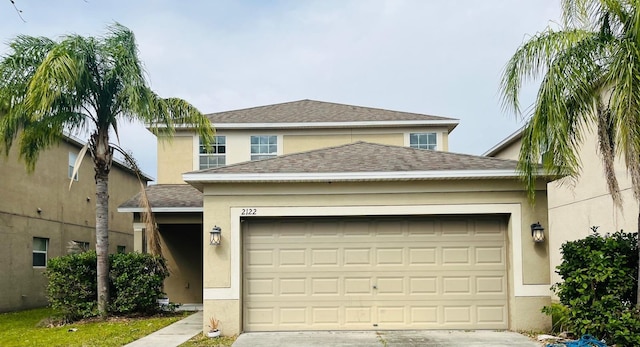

{"left": 33, "top": 237, "right": 48, "bottom": 267}
{"left": 68, "top": 152, "right": 79, "bottom": 180}
{"left": 251, "top": 135, "right": 277, "bottom": 160}
{"left": 199, "top": 136, "right": 226, "bottom": 169}
{"left": 409, "top": 133, "right": 437, "bottom": 150}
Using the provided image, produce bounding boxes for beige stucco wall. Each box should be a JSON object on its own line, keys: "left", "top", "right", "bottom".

{"left": 0, "top": 139, "right": 143, "bottom": 312}
{"left": 198, "top": 179, "right": 550, "bottom": 335}
{"left": 512, "top": 296, "right": 552, "bottom": 331}
{"left": 547, "top": 129, "right": 639, "bottom": 288}
{"left": 490, "top": 138, "right": 522, "bottom": 161}
{"left": 283, "top": 133, "right": 403, "bottom": 154}
{"left": 157, "top": 133, "right": 194, "bottom": 184}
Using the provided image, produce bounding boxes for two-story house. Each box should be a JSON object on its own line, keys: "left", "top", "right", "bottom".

{"left": 120, "top": 99, "right": 552, "bottom": 334}
{"left": 0, "top": 135, "right": 151, "bottom": 312}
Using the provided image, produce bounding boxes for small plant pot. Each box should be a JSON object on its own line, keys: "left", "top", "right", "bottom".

{"left": 157, "top": 298, "right": 169, "bottom": 306}
{"left": 207, "top": 330, "right": 221, "bottom": 338}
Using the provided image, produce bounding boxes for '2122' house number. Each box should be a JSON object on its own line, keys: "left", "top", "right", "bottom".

{"left": 241, "top": 208, "right": 257, "bottom": 216}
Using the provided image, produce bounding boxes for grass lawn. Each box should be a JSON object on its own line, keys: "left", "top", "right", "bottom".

{"left": 180, "top": 334, "right": 237, "bottom": 347}
{"left": 0, "top": 307, "right": 192, "bottom": 347}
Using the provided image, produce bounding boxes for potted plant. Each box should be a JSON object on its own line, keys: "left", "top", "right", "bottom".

{"left": 157, "top": 293, "right": 169, "bottom": 307}
{"left": 207, "top": 316, "right": 221, "bottom": 338}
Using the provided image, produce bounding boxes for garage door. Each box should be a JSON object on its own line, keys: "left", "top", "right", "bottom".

{"left": 243, "top": 215, "right": 508, "bottom": 331}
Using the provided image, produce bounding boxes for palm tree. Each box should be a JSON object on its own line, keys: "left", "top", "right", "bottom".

{"left": 0, "top": 23, "right": 214, "bottom": 317}
{"left": 500, "top": 0, "right": 640, "bottom": 303}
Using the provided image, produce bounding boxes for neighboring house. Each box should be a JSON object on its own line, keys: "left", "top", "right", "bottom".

{"left": 484, "top": 127, "right": 639, "bottom": 287}
{"left": 120, "top": 99, "right": 552, "bottom": 334}
{"left": 0, "top": 135, "right": 151, "bottom": 312}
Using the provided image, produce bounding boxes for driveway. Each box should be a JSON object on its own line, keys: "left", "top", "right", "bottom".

{"left": 232, "top": 330, "right": 542, "bottom": 347}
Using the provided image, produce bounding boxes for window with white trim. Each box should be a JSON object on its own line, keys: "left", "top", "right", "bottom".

{"left": 250, "top": 135, "right": 277, "bottom": 160}
{"left": 199, "top": 136, "right": 226, "bottom": 169}
{"left": 409, "top": 133, "right": 437, "bottom": 150}
{"left": 33, "top": 237, "right": 48, "bottom": 267}
{"left": 68, "top": 152, "right": 78, "bottom": 180}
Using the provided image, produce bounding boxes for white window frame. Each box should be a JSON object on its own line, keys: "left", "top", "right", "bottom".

{"left": 250, "top": 135, "right": 277, "bottom": 161}
{"left": 199, "top": 136, "right": 226, "bottom": 169}
{"left": 68, "top": 152, "right": 79, "bottom": 181}
{"left": 33, "top": 237, "right": 49, "bottom": 268}
{"left": 409, "top": 132, "right": 437, "bottom": 150}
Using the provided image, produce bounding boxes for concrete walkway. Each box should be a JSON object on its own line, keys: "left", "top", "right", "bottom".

{"left": 123, "top": 311, "right": 203, "bottom": 347}
{"left": 232, "top": 330, "right": 543, "bottom": 347}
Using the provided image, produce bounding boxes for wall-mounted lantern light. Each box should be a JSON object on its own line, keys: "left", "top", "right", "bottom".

{"left": 210, "top": 226, "right": 222, "bottom": 246}
{"left": 531, "top": 222, "right": 545, "bottom": 243}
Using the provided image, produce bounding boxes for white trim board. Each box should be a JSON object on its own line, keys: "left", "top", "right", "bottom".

{"left": 185, "top": 170, "right": 520, "bottom": 183}
{"left": 152, "top": 119, "right": 459, "bottom": 130}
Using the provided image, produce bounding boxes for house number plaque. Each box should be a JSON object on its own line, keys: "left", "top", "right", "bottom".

{"left": 241, "top": 208, "right": 258, "bottom": 216}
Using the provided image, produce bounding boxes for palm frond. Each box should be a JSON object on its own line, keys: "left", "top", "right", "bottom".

{"left": 111, "top": 144, "right": 162, "bottom": 257}
{"left": 69, "top": 141, "right": 89, "bottom": 190}
{"left": 147, "top": 95, "right": 215, "bottom": 148}
{"left": 500, "top": 28, "right": 592, "bottom": 116}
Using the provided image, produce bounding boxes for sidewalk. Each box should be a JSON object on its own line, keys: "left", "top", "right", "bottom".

{"left": 123, "top": 310, "right": 203, "bottom": 347}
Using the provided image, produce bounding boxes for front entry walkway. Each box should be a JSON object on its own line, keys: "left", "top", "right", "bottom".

{"left": 232, "top": 330, "right": 542, "bottom": 347}
{"left": 124, "top": 311, "right": 202, "bottom": 347}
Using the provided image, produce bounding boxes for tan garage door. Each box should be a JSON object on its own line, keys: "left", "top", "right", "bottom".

{"left": 243, "top": 215, "right": 508, "bottom": 331}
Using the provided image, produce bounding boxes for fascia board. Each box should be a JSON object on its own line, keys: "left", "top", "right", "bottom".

{"left": 149, "top": 119, "right": 459, "bottom": 130}
{"left": 183, "top": 170, "right": 519, "bottom": 183}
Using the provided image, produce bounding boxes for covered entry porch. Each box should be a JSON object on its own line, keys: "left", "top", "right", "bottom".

{"left": 119, "top": 184, "right": 205, "bottom": 305}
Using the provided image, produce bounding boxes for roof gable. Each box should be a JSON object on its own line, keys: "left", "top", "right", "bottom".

{"left": 483, "top": 126, "right": 525, "bottom": 157}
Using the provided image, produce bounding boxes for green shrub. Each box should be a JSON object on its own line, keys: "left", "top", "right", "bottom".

{"left": 45, "top": 251, "right": 97, "bottom": 320}
{"left": 45, "top": 251, "right": 170, "bottom": 320}
{"left": 541, "top": 302, "right": 570, "bottom": 333}
{"left": 547, "top": 230, "right": 640, "bottom": 346}
{"left": 109, "top": 252, "right": 169, "bottom": 315}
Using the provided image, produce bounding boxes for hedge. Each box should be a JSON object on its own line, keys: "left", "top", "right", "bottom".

{"left": 45, "top": 251, "right": 169, "bottom": 320}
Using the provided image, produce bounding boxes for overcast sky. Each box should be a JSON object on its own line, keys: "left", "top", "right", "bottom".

{"left": 1, "top": 1, "right": 561, "bottom": 180}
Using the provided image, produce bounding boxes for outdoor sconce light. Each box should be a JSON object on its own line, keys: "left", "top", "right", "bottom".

{"left": 210, "top": 226, "right": 222, "bottom": 246}
{"left": 531, "top": 222, "right": 545, "bottom": 243}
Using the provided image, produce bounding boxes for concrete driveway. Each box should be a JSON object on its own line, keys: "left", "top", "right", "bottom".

{"left": 232, "top": 330, "right": 542, "bottom": 347}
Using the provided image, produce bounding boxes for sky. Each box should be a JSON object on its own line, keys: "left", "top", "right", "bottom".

{"left": 1, "top": 0, "right": 562, "bottom": 180}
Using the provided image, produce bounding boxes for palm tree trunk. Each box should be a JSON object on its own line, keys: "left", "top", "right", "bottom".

{"left": 637, "top": 209, "right": 640, "bottom": 308}
{"left": 96, "top": 170, "right": 109, "bottom": 318}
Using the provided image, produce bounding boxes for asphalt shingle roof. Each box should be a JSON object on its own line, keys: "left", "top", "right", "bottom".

{"left": 206, "top": 99, "right": 458, "bottom": 124}
{"left": 119, "top": 184, "right": 202, "bottom": 209}
{"left": 126, "top": 143, "right": 524, "bottom": 209}
{"left": 193, "top": 141, "right": 519, "bottom": 175}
